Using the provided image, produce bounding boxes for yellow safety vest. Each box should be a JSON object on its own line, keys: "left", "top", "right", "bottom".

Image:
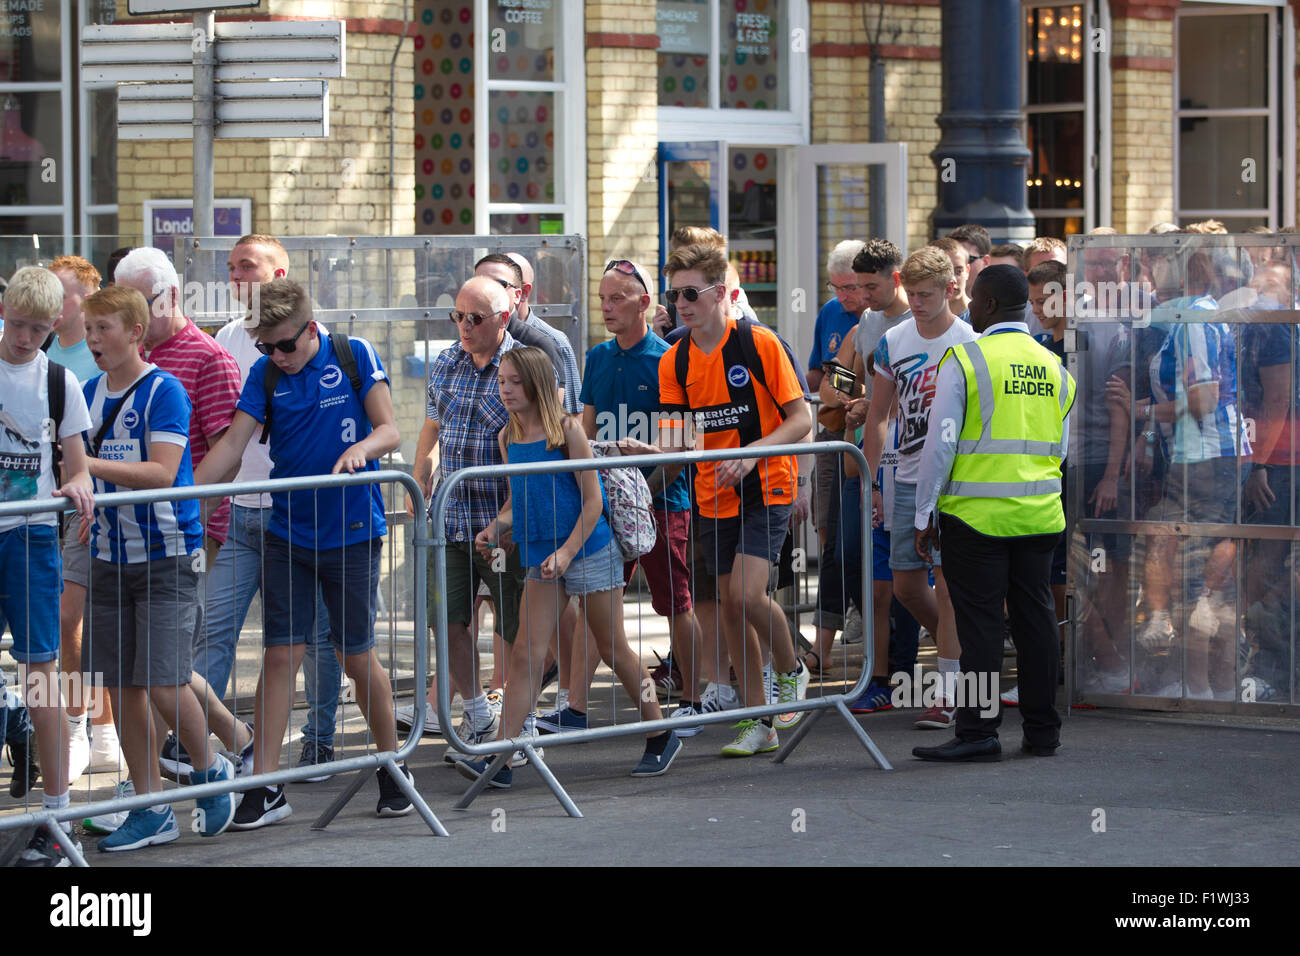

{"left": 936, "top": 332, "right": 1076, "bottom": 538}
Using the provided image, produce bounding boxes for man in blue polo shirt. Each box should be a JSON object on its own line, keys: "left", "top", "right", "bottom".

{"left": 554, "top": 257, "right": 705, "bottom": 733}
{"left": 195, "top": 277, "right": 412, "bottom": 826}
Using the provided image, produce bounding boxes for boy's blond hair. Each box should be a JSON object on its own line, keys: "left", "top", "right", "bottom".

{"left": 3, "top": 267, "right": 63, "bottom": 323}
{"left": 253, "top": 277, "right": 312, "bottom": 336}
{"left": 664, "top": 243, "right": 729, "bottom": 286}
{"left": 899, "top": 246, "right": 955, "bottom": 288}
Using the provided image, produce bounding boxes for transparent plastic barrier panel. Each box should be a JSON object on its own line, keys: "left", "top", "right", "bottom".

{"left": 1067, "top": 232, "right": 1299, "bottom": 708}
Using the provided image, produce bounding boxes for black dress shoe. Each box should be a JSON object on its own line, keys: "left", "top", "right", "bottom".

{"left": 912, "top": 737, "right": 1001, "bottom": 762}
{"left": 1020, "top": 740, "right": 1059, "bottom": 757}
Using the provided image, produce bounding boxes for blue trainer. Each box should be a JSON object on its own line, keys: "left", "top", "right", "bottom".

{"left": 849, "top": 680, "right": 894, "bottom": 714}
{"left": 630, "top": 732, "right": 682, "bottom": 777}
{"left": 98, "top": 806, "right": 180, "bottom": 852}
{"left": 534, "top": 709, "right": 588, "bottom": 735}
{"left": 454, "top": 757, "right": 513, "bottom": 789}
{"left": 189, "top": 753, "right": 236, "bottom": 837}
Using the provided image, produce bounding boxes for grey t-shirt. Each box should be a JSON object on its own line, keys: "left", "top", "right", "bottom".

{"left": 854, "top": 307, "right": 912, "bottom": 400}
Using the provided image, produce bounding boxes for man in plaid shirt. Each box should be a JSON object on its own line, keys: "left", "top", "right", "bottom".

{"left": 407, "top": 276, "right": 556, "bottom": 746}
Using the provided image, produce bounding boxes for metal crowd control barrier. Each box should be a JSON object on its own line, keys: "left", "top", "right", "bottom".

{"left": 0, "top": 470, "right": 445, "bottom": 866}
{"left": 429, "top": 441, "right": 892, "bottom": 818}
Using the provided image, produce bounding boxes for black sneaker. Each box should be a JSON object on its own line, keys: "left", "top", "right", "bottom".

{"left": 230, "top": 785, "right": 292, "bottom": 830}
{"left": 7, "top": 738, "right": 39, "bottom": 799}
{"left": 16, "top": 828, "right": 81, "bottom": 867}
{"left": 296, "top": 741, "right": 335, "bottom": 783}
{"left": 376, "top": 764, "right": 415, "bottom": 818}
{"left": 158, "top": 733, "right": 193, "bottom": 783}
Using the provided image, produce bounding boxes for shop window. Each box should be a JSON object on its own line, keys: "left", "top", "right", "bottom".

{"left": 1023, "top": 3, "right": 1087, "bottom": 237}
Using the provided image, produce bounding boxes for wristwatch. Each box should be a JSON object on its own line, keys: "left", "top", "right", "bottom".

{"left": 797, "top": 475, "right": 809, "bottom": 488}
{"left": 871, "top": 480, "right": 882, "bottom": 492}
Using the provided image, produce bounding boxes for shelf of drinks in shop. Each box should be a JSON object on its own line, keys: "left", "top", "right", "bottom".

{"left": 744, "top": 283, "right": 777, "bottom": 292}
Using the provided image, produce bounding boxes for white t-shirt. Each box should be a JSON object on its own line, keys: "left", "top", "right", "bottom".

{"left": 216, "top": 318, "right": 274, "bottom": 508}
{"left": 873, "top": 315, "right": 978, "bottom": 485}
{"left": 855, "top": 308, "right": 912, "bottom": 401}
{"left": 0, "top": 352, "right": 93, "bottom": 532}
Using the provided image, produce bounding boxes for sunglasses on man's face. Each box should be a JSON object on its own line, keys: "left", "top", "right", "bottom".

{"left": 665, "top": 284, "right": 719, "bottom": 305}
{"left": 451, "top": 310, "right": 499, "bottom": 327}
{"left": 489, "top": 277, "right": 518, "bottom": 290}
{"left": 604, "top": 259, "right": 648, "bottom": 294}
{"left": 256, "top": 319, "right": 311, "bottom": 355}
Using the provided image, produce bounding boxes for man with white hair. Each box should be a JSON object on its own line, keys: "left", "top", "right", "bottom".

{"left": 504, "top": 251, "right": 583, "bottom": 415}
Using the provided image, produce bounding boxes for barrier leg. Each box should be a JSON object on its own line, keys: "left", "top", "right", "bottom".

{"left": 522, "top": 744, "right": 582, "bottom": 819}
{"left": 452, "top": 751, "right": 512, "bottom": 811}
{"left": 311, "top": 767, "right": 372, "bottom": 830}
{"left": 771, "top": 705, "right": 827, "bottom": 763}
{"left": 384, "top": 756, "right": 449, "bottom": 836}
{"left": 835, "top": 698, "right": 893, "bottom": 770}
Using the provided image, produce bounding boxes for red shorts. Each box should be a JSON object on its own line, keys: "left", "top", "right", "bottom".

{"left": 623, "top": 508, "right": 693, "bottom": 617}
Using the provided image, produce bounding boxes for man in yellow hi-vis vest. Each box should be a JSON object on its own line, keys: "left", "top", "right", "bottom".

{"left": 911, "top": 265, "right": 1076, "bottom": 762}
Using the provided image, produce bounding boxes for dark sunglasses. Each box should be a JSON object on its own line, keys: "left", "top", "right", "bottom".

{"left": 604, "top": 259, "right": 648, "bottom": 293}
{"left": 489, "top": 277, "right": 519, "bottom": 290}
{"left": 255, "top": 319, "right": 311, "bottom": 355}
{"left": 665, "top": 284, "right": 719, "bottom": 305}
{"left": 450, "top": 309, "right": 499, "bottom": 327}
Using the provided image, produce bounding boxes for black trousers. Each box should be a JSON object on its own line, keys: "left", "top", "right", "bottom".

{"left": 938, "top": 513, "right": 1062, "bottom": 747}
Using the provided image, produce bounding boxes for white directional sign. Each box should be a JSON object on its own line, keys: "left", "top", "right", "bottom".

{"left": 129, "top": 0, "right": 257, "bottom": 12}
{"left": 117, "top": 80, "right": 331, "bottom": 139}
{"left": 81, "top": 21, "right": 346, "bottom": 88}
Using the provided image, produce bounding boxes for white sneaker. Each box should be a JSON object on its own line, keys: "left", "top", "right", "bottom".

{"left": 841, "top": 606, "right": 864, "bottom": 645}
{"left": 701, "top": 682, "right": 740, "bottom": 713}
{"left": 1138, "top": 611, "right": 1176, "bottom": 650}
{"left": 774, "top": 662, "right": 808, "bottom": 730}
{"left": 763, "top": 663, "right": 778, "bottom": 706}
{"left": 395, "top": 700, "right": 442, "bottom": 736}
{"left": 720, "top": 719, "right": 779, "bottom": 757}
{"left": 554, "top": 688, "right": 570, "bottom": 712}
{"left": 1188, "top": 595, "right": 1221, "bottom": 639}
{"left": 83, "top": 779, "right": 133, "bottom": 834}
{"left": 669, "top": 703, "right": 704, "bottom": 738}
{"left": 444, "top": 710, "right": 500, "bottom": 764}
{"left": 511, "top": 713, "right": 544, "bottom": 767}
{"left": 1000, "top": 684, "right": 1020, "bottom": 706}
{"left": 67, "top": 720, "right": 90, "bottom": 784}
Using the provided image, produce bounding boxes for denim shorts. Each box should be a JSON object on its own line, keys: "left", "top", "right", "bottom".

{"left": 0, "top": 524, "right": 62, "bottom": 664}
{"left": 891, "top": 481, "right": 941, "bottom": 571}
{"left": 263, "top": 533, "right": 381, "bottom": 655}
{"left": 527, "top": 538, "right": 625, "bottom": 595}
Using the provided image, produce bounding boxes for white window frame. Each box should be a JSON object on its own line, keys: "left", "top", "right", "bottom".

{"left": 79, "top": 0, "right": 118, "bottom": 252}
{"left": 0, "top": 0, "right": 74, "bottom": 240}
{"left": 472, "top": 0, "right": 586, "bottom": 235}
{"left": 1174, "top": 1, "right": 1294, "bottom": 228}
{"left": 656, "top": 0, "right": 810, "bottom": 147}
{"left": 1020, "top": 1, "right": 1099, "bottom": 232}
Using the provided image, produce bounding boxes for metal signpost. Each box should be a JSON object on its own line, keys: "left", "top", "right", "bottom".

{"left": 81, "top": 5, "right": 345, "bottom": 238}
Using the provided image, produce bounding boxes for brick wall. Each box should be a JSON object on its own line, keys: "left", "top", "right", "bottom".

{"left": 1109, "top": 17, "right": 1175, "bottom": 231}
{"left": 585, "top": 1, "right": 660, "bottom": 348}
{"left": 810, "top": 1, "right": 941, "bottom": 254}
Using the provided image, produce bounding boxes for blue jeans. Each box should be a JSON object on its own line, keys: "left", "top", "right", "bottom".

{"left": 197, "top": 503, "right": 340, "bottom": 748}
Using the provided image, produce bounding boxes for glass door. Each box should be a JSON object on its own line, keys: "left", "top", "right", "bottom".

{"left": 779, "top": 143, "right": 908, "bottom": 368}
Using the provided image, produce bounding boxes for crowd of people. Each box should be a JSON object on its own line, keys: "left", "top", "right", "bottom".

{"left": 0, "top": 218, "right": 1294, "bottom": 863}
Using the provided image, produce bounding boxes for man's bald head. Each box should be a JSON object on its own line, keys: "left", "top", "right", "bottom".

{"left": 458, "top": 275, "right": 512, "bottom": 315}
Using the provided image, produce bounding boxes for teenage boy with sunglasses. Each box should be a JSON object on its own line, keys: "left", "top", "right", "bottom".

{"left": 658, "top": 243, "right": 812, "bottom": 757}
{"left": 195, "top": 278, "right": 412, "bottom": 826}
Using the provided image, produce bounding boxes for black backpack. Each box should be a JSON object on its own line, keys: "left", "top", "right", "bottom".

{"left": 673, "top": 318, "right": 790, "bottom": 422}
{"left": 259, "top": 331, "right": 362, "bottom": 444}
{"left": 39, "top": 336, "right": 67, "bottom": 477}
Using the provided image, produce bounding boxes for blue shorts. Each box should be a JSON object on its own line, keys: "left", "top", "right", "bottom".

{"left": 697, "top": 503, "right": 792, "bottom": 577}
{"left": 872, "top": 530, "right": 893, "bottom": 582}
{"left": 263, "top": 533, "right": 381, "bottom": 655}
{"left": 526, "top": 538, "right": 625, "bottom": 595}
{"left": 891, "top": 482, "right": 941, "bottom": 571}
{"left": 0, "top": 524, "right": 62, "bottom": 664}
